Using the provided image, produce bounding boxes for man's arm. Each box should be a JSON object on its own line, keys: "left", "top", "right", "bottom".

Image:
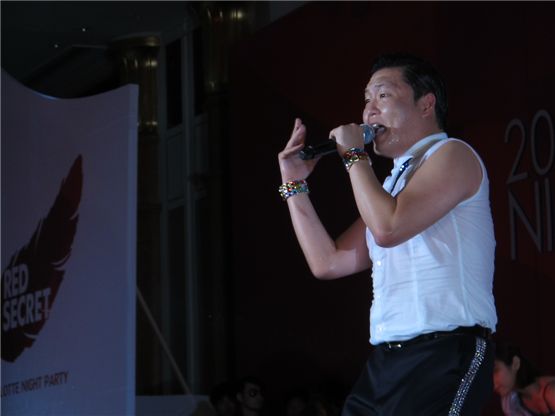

{"left": 278, "top": 119, "right": 371, "bottom": 279}
{"left": 347, "top": 140, "right": 482, "bottom": 247}
{"left": 286, "top": 198, "right": 371, "bottom": 279}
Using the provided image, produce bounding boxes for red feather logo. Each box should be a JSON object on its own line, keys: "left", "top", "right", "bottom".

{"left": 1, "top": 155, "right": 83, "bottom": 362}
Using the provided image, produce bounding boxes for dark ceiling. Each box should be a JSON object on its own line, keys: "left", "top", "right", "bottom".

{"left": 1, "top": 1, "right": 303, "bottom": 83}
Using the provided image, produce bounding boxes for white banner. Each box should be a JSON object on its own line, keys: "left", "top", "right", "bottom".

{"left": 1, "top": 71, "right": 138, "bottom": 415}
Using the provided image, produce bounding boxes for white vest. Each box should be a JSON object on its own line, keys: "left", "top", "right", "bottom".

{"left": 366, "top": 133, "right": 497, "bottom": 345}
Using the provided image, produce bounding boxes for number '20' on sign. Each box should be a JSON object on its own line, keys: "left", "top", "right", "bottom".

{"left": 504, "top": 109, "right": 554, "bottom": 260}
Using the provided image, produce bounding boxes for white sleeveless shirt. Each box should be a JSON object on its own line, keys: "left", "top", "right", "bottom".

{"left": 366, "top": 133, "right": 497, "bottom": 345}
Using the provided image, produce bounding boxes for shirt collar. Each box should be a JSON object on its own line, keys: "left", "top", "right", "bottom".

{"left": 392, "top": 132, "right": 448, "bottom": 169}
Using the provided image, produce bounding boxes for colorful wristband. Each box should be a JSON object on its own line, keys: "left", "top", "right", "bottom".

{"left": 278, "top": 179, "right": 309, "bottom": 201}
{"left": 342, "top": 147, "right": 371, "bottom": 171}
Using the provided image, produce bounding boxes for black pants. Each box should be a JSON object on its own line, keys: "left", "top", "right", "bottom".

{"left": 341, "top": 334, "right": 494, "bottom": 416}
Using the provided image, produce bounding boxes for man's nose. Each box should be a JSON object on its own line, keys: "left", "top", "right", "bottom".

{"left": 363, "top": 106, "right": 376, "bottom": 124}
{"left": 364, "top": 100, "right": 379, "bottom": 117}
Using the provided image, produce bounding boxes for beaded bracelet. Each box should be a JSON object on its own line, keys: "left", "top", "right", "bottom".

{"left": 278, "top": 179, "right": 309, "bottom": 201}
{"left": 342, "top": 147, "right": 371, "bottom": 171}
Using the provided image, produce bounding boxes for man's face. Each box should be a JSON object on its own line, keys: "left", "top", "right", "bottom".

{"left": 493, "top": 358, "right": 518, "bottom": 397}
{"left": 239, "top": 382, "right": 264, "bottom": 411}
{"left": 363, "top": 67, "right": 427, "bottom": 157}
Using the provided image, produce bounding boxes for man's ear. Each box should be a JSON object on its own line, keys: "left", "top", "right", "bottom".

{"left": 418, "top": 92, "right": 436, "bottom": 118}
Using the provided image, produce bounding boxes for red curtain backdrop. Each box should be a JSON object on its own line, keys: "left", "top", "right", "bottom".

{"left": 229, "top": 3, "right": 555, "bottom": 414}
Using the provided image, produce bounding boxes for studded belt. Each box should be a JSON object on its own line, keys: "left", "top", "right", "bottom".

{"left": 382, "top": 325, "right": 492, "bottom": 350}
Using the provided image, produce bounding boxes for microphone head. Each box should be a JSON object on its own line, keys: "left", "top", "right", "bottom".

{"left": 361, "top": 124, "right": 379, "bottom": 144}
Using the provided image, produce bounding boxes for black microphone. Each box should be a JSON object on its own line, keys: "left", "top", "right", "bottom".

{"left": 299, "top": 124, "right": 379, "bottom": 160}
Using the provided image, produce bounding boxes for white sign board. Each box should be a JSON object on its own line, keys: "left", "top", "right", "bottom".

{"left": 1, "top": 71, "right": 138, "bottom": 415}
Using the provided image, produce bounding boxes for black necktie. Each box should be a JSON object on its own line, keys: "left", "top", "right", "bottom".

{"left": 388, "top": 158, "right": 412, "bottom": 194}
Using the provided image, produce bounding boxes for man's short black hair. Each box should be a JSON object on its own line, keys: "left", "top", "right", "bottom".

{"left": 236, "top": 376, "right": 264, "bottom": 394}
{"left": 495, "top": 342, "right": 541, "bottom": 389}
{"left": 371, "top": 53, "right": 448, "bottom": 130}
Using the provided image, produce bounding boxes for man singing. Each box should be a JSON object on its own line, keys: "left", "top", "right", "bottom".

{"left": 277, "top": 53, "right": 497, "bottom": 415}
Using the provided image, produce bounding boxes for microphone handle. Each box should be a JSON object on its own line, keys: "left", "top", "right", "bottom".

{"left": 298, "top": 124, "right": 376, "bottom": 160}
{"left": 299, "top": 141, "right": 337, "bottom": 160}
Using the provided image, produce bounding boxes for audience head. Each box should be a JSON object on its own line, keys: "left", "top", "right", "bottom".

{"left": 236, "top": 376, "right": 265, "bottom": 414}
{"left": 494, "top": 342, "right": 541, "bottom": 396}
{"left": 210, "top": 381, "right": 237, "bottom": 416}
{"left": 284, "top": 389, "right": 309, "bottom": 416}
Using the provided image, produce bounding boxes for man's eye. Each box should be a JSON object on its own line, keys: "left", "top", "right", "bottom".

{"left": 379, "top": 93, "right": 388, "bottom": 98}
